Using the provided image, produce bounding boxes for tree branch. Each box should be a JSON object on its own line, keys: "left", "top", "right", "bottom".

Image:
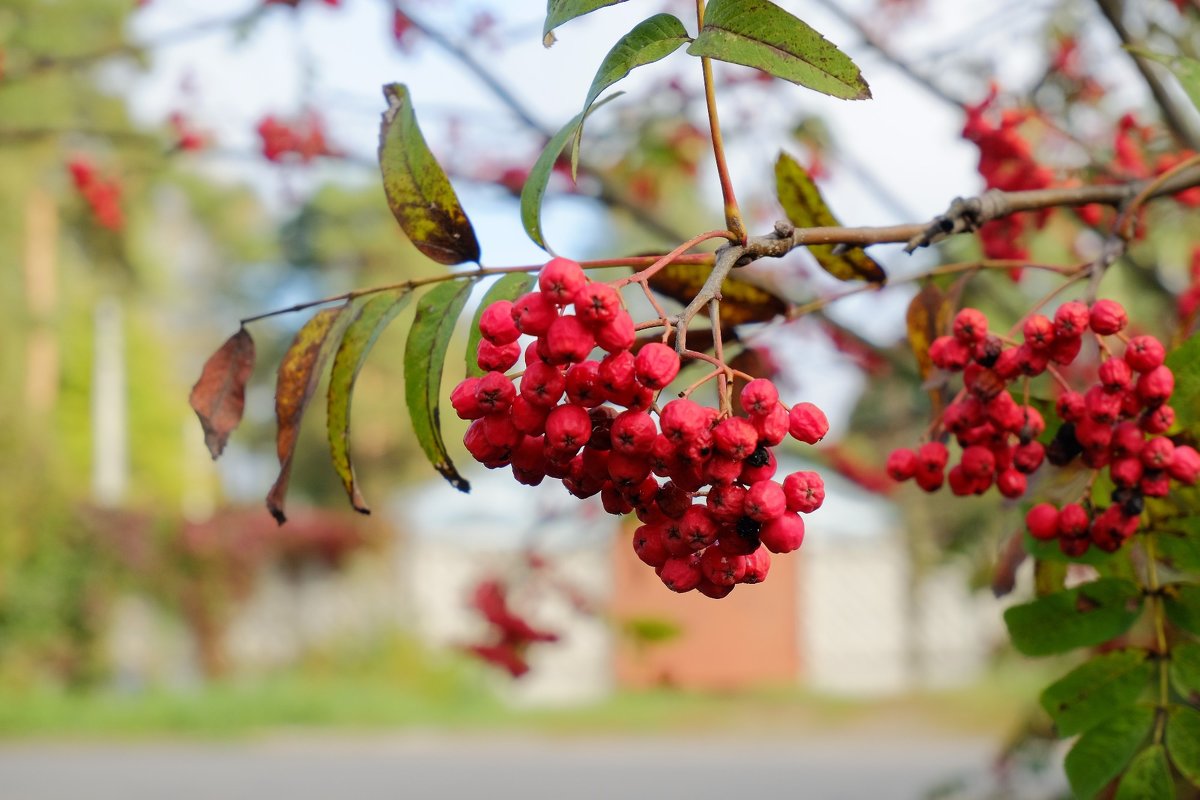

{"left": 1094, "top": 0, "right": 1200, "bottom": 151}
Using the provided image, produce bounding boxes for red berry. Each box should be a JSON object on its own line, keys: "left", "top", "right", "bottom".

{"left": 705, "top": 455, "right": 744, "bottom": 485}
{"left": 886, "top": 448, "right": 918, "bottom": 481}
{"left": 538, "top": 257, "right": 587, "bottom": 306}
{"left": 1012, "top": 441, "right": 1045, "bottom": 473}
{"left": 475, "top": 371, "right": 516, "bottom": 413}
{"left": 1058, "top": 504, "right": 1090, "bottom": 537}
{"left": 960, "top": 445, "right": 996, "bottom": 479}
{"left": 510, "top": 395, "right": 549, "bottom": 435}
{"left": 930, "top": 336, "right": 971, "bottom": 370}
{"left": 996, "top": 468, "right": 1026, "bottom": 498}
{"left": 564, "top": 360, "right": 603, "bottom": 407}
{"left": 594, "top": 310, "right": 635, "bottom": 353}
{"left": 608, "top": 450, "right": 652, "bottom": 488}
{"left": 573, "top": 282, "right": 622, "bottom": 327}
{"left": 544, "top": 403, "right": 592, "bottom": 456}
{"left": 752, "top": 404, "right": 789, "bottom": 446}
{"left": 1048, "top": 334, "right": 1083, "bottom": 366}
{"left": 660, "top": 399, "right": 709, "bottom": 444}
{"left": 659, "top": 554, "right": 703, "bottom": 592}
{"left": 1169, "top": 445, "right": 1200, "bottom": 484}
{"left": 695, "top": 579, "right": 735, "bottom": 599}
{"left": 1136, "top": 366, "right": 1175, "bottom": 406}
{"left": 1124, "top": 335, "right": 1165, "bottom": 373}
{"left": 610, "top": 410, "right": 657, "bottom": 456}
{"left": 1057, "top": 391, "right": 1085, "bottom": 422}
{"left": 477, "top": 338, "right": 521, "bottom": 372}
{"left": 952, "top": 307, "right": 989, "bottom": 344}
{"left": 700, "top": 548, "right": 747, "bottom": 586}
{"left": 788, "top": 402, "right": 829, "bottom": 445}
{"left": 1141, "top": 404, "right": 1175, "bottom": 434}
{"left": 512, "top": 291, "right": 558, "bottom": 336}
{"left": 543, "top": 315, "right": 595, "bottom": 365}
{"left": 479, "top": 300, "right": 521, "bottom": 345}
{"left": 740, "top": 379, "right": 780, "bottom": 416}
{"left": 1026, "top": 503, "right": 1060, "bottom": 540}
{"left": 634, "top": 342, "right": 681, "bottom": 390}
{"left": 1110, "top": 457, "right": 1143, "bottom": 488}
{"left": 451, "top": 377, "right": 486, "bottom": 420}
{"left": 680, "top": 505, "right": 719, "bottom": 550}
{"left": 759, "top": 513, "right": 805, "bottom": 554}
{"left": 707, "top": 484, "right": 747, "bottom": 523}
{"left": 1099, "top": 358, "right": 1133, "bottom": 391}
{"left": 1089, "top": 299, "right": 1127, "bottom": 335}
{"left": 1022, "top": 314, "right": 1056, "bottom": 350}
{"left": 782, "top": 471, "right": 824, "bottom": 513}
{"left": 1141, "top": 437, "right": 1175, "bottom": 469}
{"left": 741, "top": 547, "right": 771, "bottom": 584}
{"left": 520, "top": 361, "right": 566, "bottom": 408}
{"left": 713, "top": 417, "right": 758, "bottom": 460}
{"left": 745, "top": 480, "right": 787, "bottom": 521}
{"left": 597, "top": 349, "right": 637, "bottom": 396}
{"left": 739, "top": 448, "right": 778, "bottom": 484}
{"left": 1054, "top": 301, "right": 1090, "bottom": 338}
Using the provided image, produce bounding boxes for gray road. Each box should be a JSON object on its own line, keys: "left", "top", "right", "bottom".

{"left": 0, "top": 734, "right": 1055, "bottom": 800}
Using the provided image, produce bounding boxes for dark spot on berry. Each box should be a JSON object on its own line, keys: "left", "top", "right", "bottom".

{"left": 745, "top": 444, "right": 769, "bottom": 468}
{"left": 1046, "top": 423, "right": 1082, "bottom": 467}
{"left": 735, "top": 516, "right": 762, "bottom": 538}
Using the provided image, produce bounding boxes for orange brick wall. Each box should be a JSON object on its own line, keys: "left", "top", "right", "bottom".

{"left": 610, "top": 527, "right": 802, "bottom": 690}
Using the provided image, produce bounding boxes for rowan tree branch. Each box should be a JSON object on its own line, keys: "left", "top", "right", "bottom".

{"left": 1094, "top": 0, "right": 1200, "bottom": 151}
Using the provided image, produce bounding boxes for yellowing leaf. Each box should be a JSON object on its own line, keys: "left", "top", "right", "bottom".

{"left": 379, "top": 84, "right": 481, "bottom": 266}
{"left": 776, "top": 152, "right": 885, "bottom": 283}
{"left": 647, "top": 263, "right": 787, "bottom": 327}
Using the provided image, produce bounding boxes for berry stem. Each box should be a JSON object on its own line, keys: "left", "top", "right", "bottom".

{"left": 710, "top": 297, "right": 732, "bottom": 415}
{"left": 1114, "top": 153, "right": 1200, "bottom": 241}
{"left": 695, "top": 0, "right": 746, "bottom": 242}
{"left": 615, "top": 229, "right": 738, "bottom": 289}
{"left": 1143, "top": 532, "right": 1171, "bottom": 744}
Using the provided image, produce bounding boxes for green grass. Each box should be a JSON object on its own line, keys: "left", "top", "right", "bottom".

{"left": 0, "top": 637, "right": 1059, "bottom": 740}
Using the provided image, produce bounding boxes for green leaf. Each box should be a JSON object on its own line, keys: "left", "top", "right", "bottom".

{"left": 267, "top": 305, "right": 350, "bottom": 524}
{"left": 1116, "top": 744, "right": 1174, "bottom": 800}
{"left": 1066, "top": 706, "right": 1156, "bottom": 800}
{"left": 1165, "top": 582, "right": 1200, "bottom": 636}
{"left": 1166, "top": 333, "right": 1200, "bottom": 435}
{"left": 543, "top": 0, "right": 630, "bottom": 42}
{"left": 687, "top": 0, "right": 870, "bottom": 101}
{"left": 326, "top": 288, "right": 413, "bottom": 514}
{"left": 465, "top": 273, "right": 535, "bottom": 378}
{"left": 775, "top": 152, "right": 885, "bottom": 283}
{"left": 1003, "top": 578, "right": 1144, "bottom": 657}
{"left": 379, "top": 84, "right": 481, "bottom": 266}
{"left": 1128, "top": 47, "right": 1200, "bottom": 116}
{"left": 1158, "top": 528, "right": 1200, "bottom": 571}
{"left": 521, "top": 93, "right": 622, "bottom": 252}
{"left": 1040, "top": 649, "right": 1154, "bottom": 736}
{"left": 1171, "top": 641, "right": 1200, "bottom": 700}
{"left": 1169, "top": 706, "right": 1200, "bottom": 787}
{"left": 405, "top": 278, "right": 476, "bottom": 492}
{"left": 571, "top": 14, "right": 690, "bottom": 178}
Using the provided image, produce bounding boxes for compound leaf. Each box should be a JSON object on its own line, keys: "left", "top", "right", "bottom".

{"left": 1003, "top": 578, "right": 1144, "bottom": 657}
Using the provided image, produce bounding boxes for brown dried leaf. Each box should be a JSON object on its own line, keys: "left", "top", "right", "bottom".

{"left": 906, "top": 282, "right": 952, "bottom": 417}
{"left": 267, "top": 306, "right": 347, "bottom": 524}
{"left": 189, "top": 328, "right": 256, "bottom": 459}
{"left": 647, "top": 264, "right": 787, "bottom": 327}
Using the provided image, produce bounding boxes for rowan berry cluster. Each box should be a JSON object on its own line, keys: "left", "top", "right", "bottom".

{"left": 888, "top": 298, "right": 1200, "bottom": 555}
{"left": 255, "top": 113, "right": 336, "bottom": 164}
{"left": 451, "top": 258, "right": 830, "bottom": 598}
{"left": 66, "top": 157, "right": 123, "bottom": 231}
{"left": 463, "top": 579, "right": 558, "bottom": 679}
